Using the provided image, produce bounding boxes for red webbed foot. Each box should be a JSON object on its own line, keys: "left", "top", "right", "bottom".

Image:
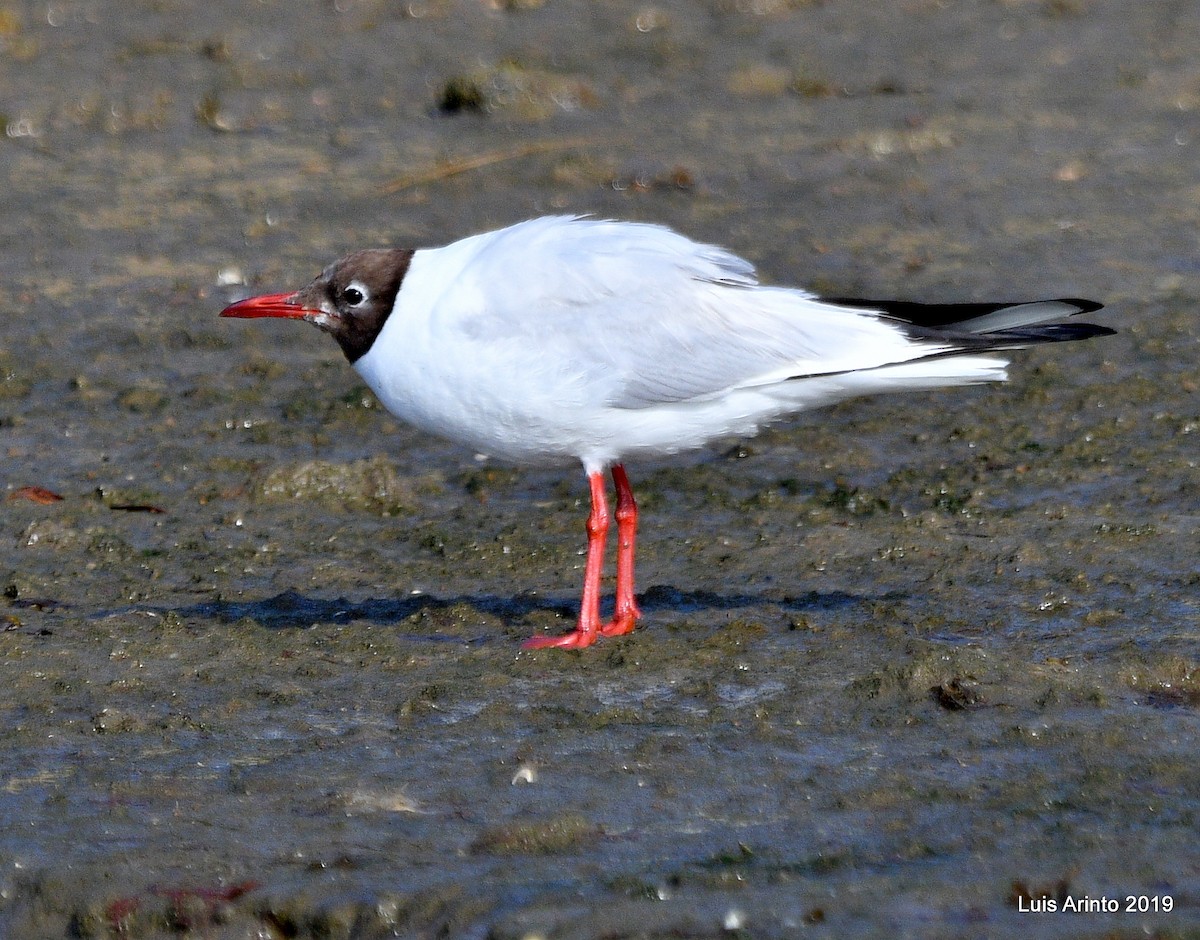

{"left": 522, "top": 628, "right": 600, "bottom": 650}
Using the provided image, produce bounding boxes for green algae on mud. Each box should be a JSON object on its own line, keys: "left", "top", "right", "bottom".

{"left": 256, "top": 455, "right": 418, "bottom": 514}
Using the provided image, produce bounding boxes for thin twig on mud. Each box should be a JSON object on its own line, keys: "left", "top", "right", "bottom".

{"left": 380, "top": 136, "right": 599, "bottom": 194}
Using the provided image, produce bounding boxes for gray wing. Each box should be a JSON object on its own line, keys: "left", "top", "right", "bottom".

{"left": 434, "top": 216, "right": 928, "bottom": 409}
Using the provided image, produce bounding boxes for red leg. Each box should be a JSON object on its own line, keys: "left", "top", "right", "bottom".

{"left": 601, "top": 464, "right": 641, "bottom": 637}
{"left": 523, "top": 470, "right": 609, "bottom": 649}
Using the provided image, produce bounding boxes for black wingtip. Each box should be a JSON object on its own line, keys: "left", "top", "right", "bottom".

{"left": 1054, "top": 298, "right": 1105, "bottom": 316}
{"left": 824, "top": 296, "right": 1106, "bottom": 328}
{"left": 998, "top": 323, "right": 1116, "bottom": 343}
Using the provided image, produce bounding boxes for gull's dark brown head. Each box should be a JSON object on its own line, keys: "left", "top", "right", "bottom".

{"left": 220, "top": 248, "right": 415, "bottom": 363}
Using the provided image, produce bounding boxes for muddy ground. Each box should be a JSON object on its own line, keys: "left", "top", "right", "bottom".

{"left": 1, "top": 1, "right": 1198, "bottom": 937}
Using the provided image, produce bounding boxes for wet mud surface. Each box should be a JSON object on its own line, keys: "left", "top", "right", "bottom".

{"left": 2, "top": 1, "right": 1199, "bottom": 937}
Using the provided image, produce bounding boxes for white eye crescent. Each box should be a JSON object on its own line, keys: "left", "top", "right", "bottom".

{"left": 342, "top": 281, "right": 368, "bottom": 307}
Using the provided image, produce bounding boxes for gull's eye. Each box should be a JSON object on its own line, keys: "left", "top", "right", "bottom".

{"left": 342, "top": 285, "right": 365, "bottom": 307}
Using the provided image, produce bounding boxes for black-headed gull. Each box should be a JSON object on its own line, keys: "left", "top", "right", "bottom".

{"left": 221, "top": 216, "right": 1112, "bottom": 649}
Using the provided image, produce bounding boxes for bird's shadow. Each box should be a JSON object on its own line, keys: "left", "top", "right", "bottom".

{"left": 106, "top": 585, "right": 877, "bottom": 641}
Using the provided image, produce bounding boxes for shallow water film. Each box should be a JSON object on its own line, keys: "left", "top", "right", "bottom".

{"left": 2, "top": 1, "right": 1198, "bottom": 937}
